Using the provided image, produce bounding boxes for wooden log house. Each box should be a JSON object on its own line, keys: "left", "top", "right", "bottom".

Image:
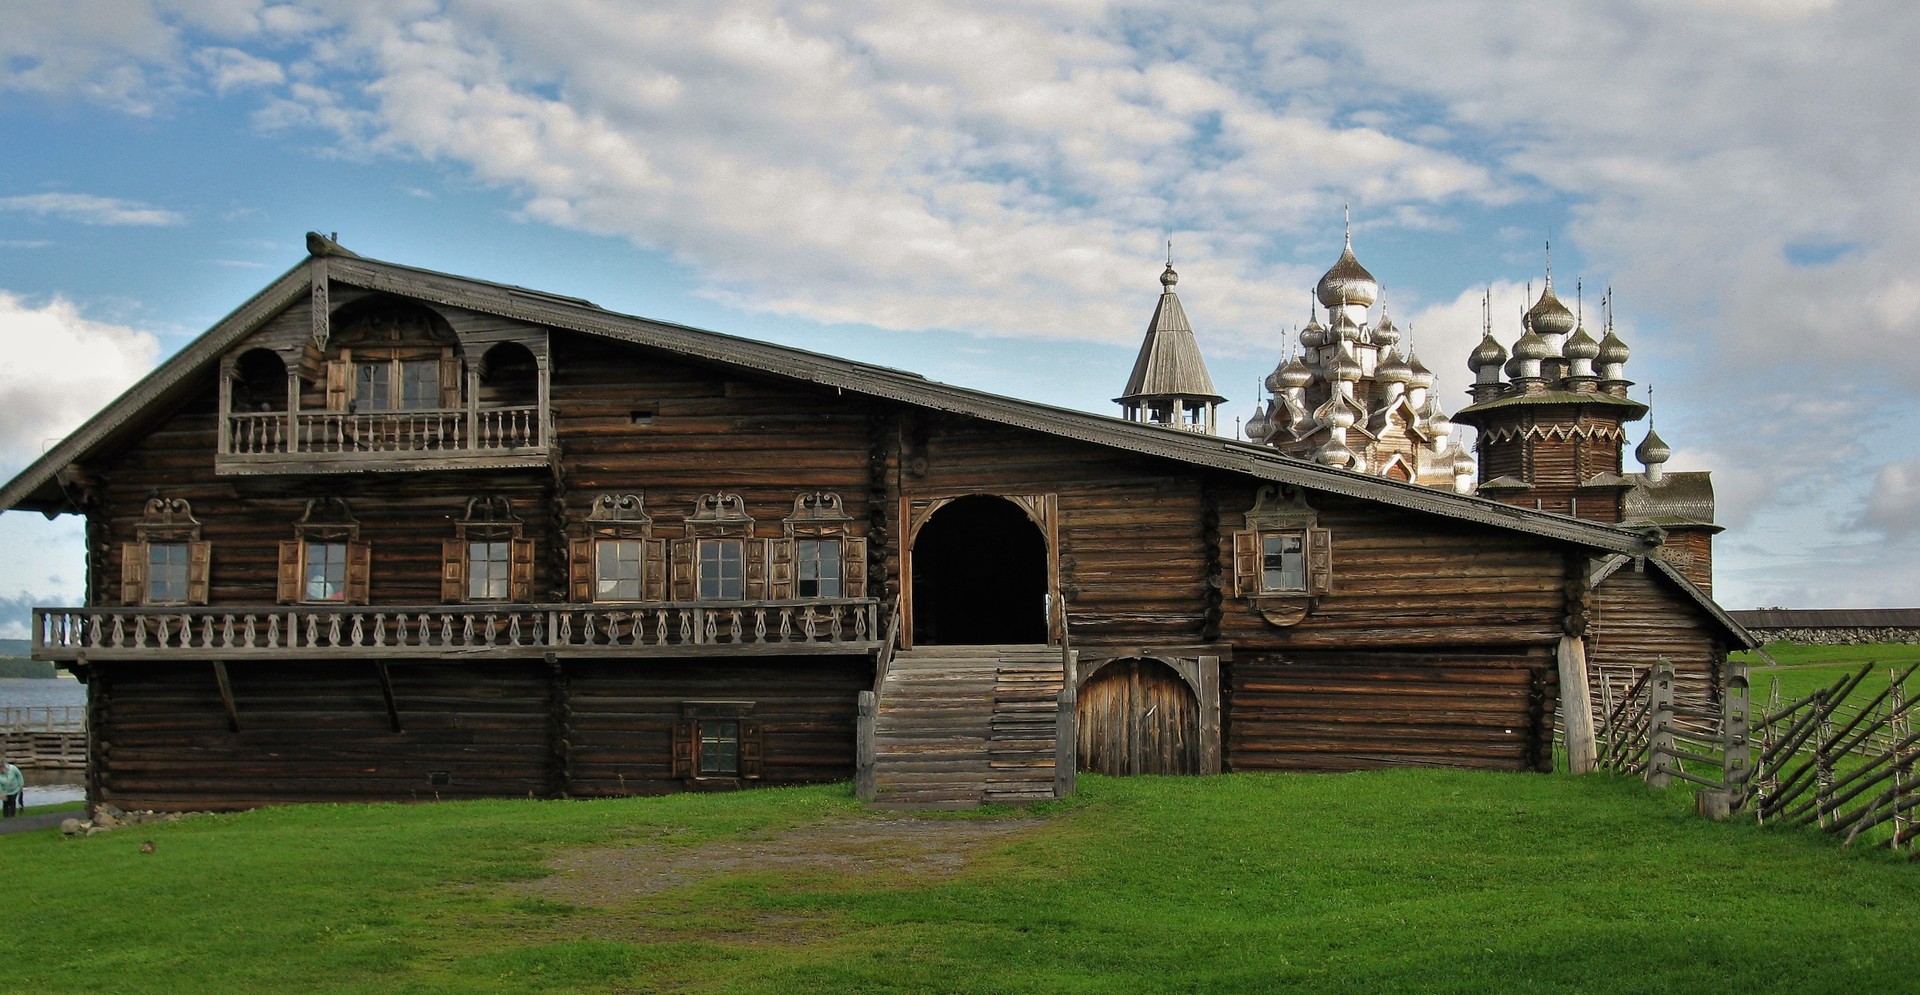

{"left": 0, "top": 233, "right": 1755, "bottom": 811}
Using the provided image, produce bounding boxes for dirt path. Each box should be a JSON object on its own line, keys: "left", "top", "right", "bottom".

{"left": 516, "top": 816, "right": 1043, "bottom": 908}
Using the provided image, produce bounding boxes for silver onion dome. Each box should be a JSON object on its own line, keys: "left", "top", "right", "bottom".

{"left": 1332, "top": 347, "right": 1364, "bottom": 382}
{"left": 1406, "top": 352, "right": 1435, "bottom": 389}
{"left": 1299, "top": 314, "right": 1331, "bottom": 349}
{"left": 1331, "top": 311, "right": 1365, "bottom": 343}
{"left": 1598, "top": 329, "right": 1630, "bottom": 366}
{"left": 1160, "top": 263, "right": 1179, "bottom": 288}
{"left": 1513, "top": 329, "right": 1553, "bottom": 361}
{"left": 1565, "top": 326, "right": 1601, "bottom": 361}
{"left": 1635, "top": 427, "right": 1671, "bottom": 467}
{"left": 1316, "top": 240, "right": 1379, "bottom": 310}
{"left": 1316, "top": 439, "right": 1355, "bottom": 468}
{"left": 1277, "top": 356, "right": 1314, "bottom": 390}
{"left": 1372, "top": 311, "right": 1401, "bottom": 348}
{"left": 1468, "top": 332, "right": 1508, "bottom": 373}
{"left": 1524, "top": 281, "right": 1577, "bottom": 338}
{"left": 1377, "top": 351, "right": 1412, "bottom": 384}
{"left": 1451, "top": 447, "right": 1477, "bottom": 477}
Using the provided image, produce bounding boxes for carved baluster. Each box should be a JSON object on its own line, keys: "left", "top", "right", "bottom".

{"left": 91, "top": 614, "right": 106, "bottom": 647}
{"left": 484, "top": 614, "right": 498, "bottom": 645}
{"left": 704, "top": 611, "right": 719, "bottom": 644}
{"left": 242, "top": 615, "right": 257, "bottom": 649}
{"left": 802, "top": 606, "right": 818, "bottom": 640}
{"left": 350, "top": 614, "right": 365, "bottom": 646}
{"left": 267, "top": 615, "right": 280, "bottom": 649}
{"left": 583, "top": 612, "right": 597, "bottom": 645}
{"left": 221, "top": 614, "right": 235, "bottom": 647}
{"left": 508, "top": 614, "right": 522, "bottom": 645}
{"left": 830, "top": 605, "right": 843, "bottom": 642}
{"left": 679, "top": 609, "right": 694, "bottom": 644}
{"left": 754, "top": 609, "right": 766, "bottom": 643}
{"left": 778, "top": 607, "right": 792, "bottom": 642}
{"left": 653, "top": 609, "right": 667, "bottom": 645}
{"left": 328, "top": 614, "right": 343, "bottom": 646}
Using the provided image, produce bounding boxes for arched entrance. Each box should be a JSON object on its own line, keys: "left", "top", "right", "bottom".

{"left": 910, "top": 495, "right": 1048, "bottom": 645}
{"left": 1077, "top": 658, "right": 1200, "bottom": 775}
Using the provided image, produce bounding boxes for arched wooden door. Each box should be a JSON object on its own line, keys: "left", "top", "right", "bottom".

{"left": 1077, "top": 659, "right": 1199, "bottom": 775}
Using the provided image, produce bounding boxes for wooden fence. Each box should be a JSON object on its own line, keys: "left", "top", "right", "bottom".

{"left": 1592, "top": 660, "right": 1918, "bottom": 857}
{"left": 2, "top": 706, "right": 88, "bottom": 771}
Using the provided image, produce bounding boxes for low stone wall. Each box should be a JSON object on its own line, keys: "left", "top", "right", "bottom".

{"left": 1749, "top": 627, "right": 1920, "bottom": 646}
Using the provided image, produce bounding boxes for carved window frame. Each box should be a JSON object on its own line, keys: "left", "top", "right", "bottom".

{"left": 672, "top": 494, "right": 765, "bottom": 602}
{"left": 278, "top": 498, "right": 370, "bottom": 605}
{"left": 123, "top": 497, "right": 210, "bottom": 607}
{"left": 1231, "top": 485, "right": 1332, "bottom": 627}
{"left": 768, "top": 492, "right": 867, "bottom": 601}
{"left": 443, "top": 496, "right": 534, "bottom": 603}
{"left": 569, "top": 494, "right": 666, "bottom": 603}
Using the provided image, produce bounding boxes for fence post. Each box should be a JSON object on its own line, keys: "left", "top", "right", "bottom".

{"left": 1646, "top": 661, "right": 1675, "bottom": 788}
{"left": 855, "top": 690, "right": 876, "bottom": 802}
{"left": 1559, "top": 635, "right": 1597, "bottom": 774}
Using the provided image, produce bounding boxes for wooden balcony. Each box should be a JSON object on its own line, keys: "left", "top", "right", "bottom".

{"left": 216, "top": 405, "right": 549, "bottom": 475}
{"left": 32, "top": 600, "right": 883, "bottom": 662}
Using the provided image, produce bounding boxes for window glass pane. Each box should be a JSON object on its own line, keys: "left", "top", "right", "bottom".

{"left": 400, "top": 361, "right": 440, "bottom": 410}
{"left": 1262, "top": 533, "right": 1306, "bottom": 592}
{"left": 354, "top": 363, "right": 391, "bottom": 411}
{"left": 699, "top": 720, "right": 740, "bottom": 775}
{"left": 698, "top": 540, "right": 744, "bottom": 600}
{"left": 468, "top": 540, "right": 512, "bottom": 601}
{"left": 595, "top": 540, "right": 643, "bottom": 600}
{"left": 147, "top": 543, "right": 190, "bottom": 603}
{"left": 305, "top": 542, "right": 348, "bottom": 601}
{"left": 796, "top": 539, "right": 842, "bottom": 598}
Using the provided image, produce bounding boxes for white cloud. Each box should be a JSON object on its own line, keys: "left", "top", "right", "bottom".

{"left": 0, "top": 193, "right": 185, "bottom": 226}
{"left": 1860, "top": 459, "right": 1920, "bottom": 538}
{"left": 195, "top": 46, "right": 284, "bottom": 93}
{"left": 0, "top": 292, "right": 161, "bottom": 471}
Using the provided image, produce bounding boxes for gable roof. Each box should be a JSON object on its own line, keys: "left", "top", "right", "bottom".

{"left": 5, "top": 232, "right": 1766, "bottom": 644}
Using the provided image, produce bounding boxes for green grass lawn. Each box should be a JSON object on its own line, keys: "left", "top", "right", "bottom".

{"left": 1735, "top": 641, "right": 1920, "bottom": 705}
{"left": 3, "top": 769, "right": 1916, "bottom": 994}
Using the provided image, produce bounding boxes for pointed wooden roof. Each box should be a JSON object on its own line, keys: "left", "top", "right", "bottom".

{"left": 1115, "top": 264, "right": 1224, "bottom": 405}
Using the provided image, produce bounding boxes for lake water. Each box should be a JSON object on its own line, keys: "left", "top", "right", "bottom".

{"left": 1, "top": 676, "right": 88, "bottom": 805}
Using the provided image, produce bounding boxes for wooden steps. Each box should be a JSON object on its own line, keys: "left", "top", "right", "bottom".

{"left": 868, "top": 645, "right": 1069, "bottom": 809}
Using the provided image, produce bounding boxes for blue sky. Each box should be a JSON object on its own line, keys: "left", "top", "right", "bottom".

{"left": 1, "top": 0, "right": 1916, "bottom": 635}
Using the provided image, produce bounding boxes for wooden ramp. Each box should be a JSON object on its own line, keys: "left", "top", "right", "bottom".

{"left": 866, "top": 645, "right": 1073, "bottom": 809}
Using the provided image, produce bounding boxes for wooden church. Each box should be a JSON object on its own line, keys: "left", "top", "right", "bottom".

{"left": 2, "top": 232, "right": 1752, "bottom": 811}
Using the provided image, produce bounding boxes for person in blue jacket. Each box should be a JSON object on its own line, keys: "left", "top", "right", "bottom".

{"left": 0, "top": 759, "right": 23, "bottom": 817}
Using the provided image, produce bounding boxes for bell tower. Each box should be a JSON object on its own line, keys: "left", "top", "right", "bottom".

{"left": 1116, "top": 254, "right": 1225, "bottom": 434}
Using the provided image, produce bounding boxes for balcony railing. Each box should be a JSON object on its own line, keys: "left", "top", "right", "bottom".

{"left": 33, "top": 600, "right": 882, "bottom": 661}
{"left": 225, "top": 405, "right": 541, "bottom": 456}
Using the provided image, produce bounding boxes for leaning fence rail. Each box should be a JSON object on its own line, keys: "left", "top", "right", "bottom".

{"left": 1592, "top": 659, "right": 1918, "bottom": 857}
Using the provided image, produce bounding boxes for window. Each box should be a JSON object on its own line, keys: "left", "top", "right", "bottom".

{"left": 146, "top": 543, "right": 191, "bottom": 604}
{"left": 674, "top": 702, "right": 761, "bottom": 782}
{"left": 796, "top": 539, "right": 842, "bottom": 598}
{"left": 698, "top": 720, "right": 740, "bottom": 775}
{"left": 468, "top": 541, "right": 512, "bottom": 601}
{"left": 698, "top": 539, "right": 744, "bottom": 600}
{"left": 1261, "top": 533, "right": 1307, "bottom": 593}
{"left": 596, "top": 539, "right": 645, "bottom": 601}
{"left": 354, "top": 358, "right": 441, "bottom": 411}
{"left": 305, "top": 541, "right": 349, "bottom": 601}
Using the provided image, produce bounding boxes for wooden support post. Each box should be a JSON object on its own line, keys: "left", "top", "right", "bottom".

{"left": 211, "top": 660, "right": 241, "bottom": 733}
{"left": 1723, "top": 664, "right": 1752, "bottom": 794}
{"left": 373, "top": 661, "right": 403, "bottom": 733}
{"left": 1059, "top": 676, "right": 1075, "bottom": 799}
{"left": 1646, "top": 661, "right": 1675, "bottom": 789}
{"left": 1197, "top": 654, "right": 1222, "bottom": 775}
{"left": 855, "top": 690, "right": 876, "bottom": 801}
{"left": 546, "top": 653, "right": 568, "bottom": 799}
{"left": 1558, "top": 635, "right": 1597, "bottom": 774}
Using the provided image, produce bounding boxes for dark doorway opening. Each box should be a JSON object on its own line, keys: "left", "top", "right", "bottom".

{"left": 1077, "top": 658, "right": 1199, "bottom": 775}
{"left": 911, "top": 495, "right": 1047, "bottom": 645}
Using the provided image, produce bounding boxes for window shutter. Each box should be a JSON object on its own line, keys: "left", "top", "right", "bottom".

{"left": 186, "top": 541, "right": 212, "bottom": 606}
{"left": 842, "top": 536, "right": 868, "bottom": 599}
{"left": 740, "top": 719, "right": 764, "bottom": 780}
{"left": 325, "top": 352, "right": 350, "bottom": 411}
{"left": 1231, "top": 530, "right": 1260, "bottom": 597}
{"left": 344, "top": 539, "right": 373, "bottom": 605}
{"left": 642, "top": 538, "right": 667, "bottom": 602}
{"left": 509, "top": 538, "right": 536, "bottom": 602}
{"left": 568, "top": 539, "right": 593, "bottom": 603}
{"left": 670, "top": 539, "right": 695, "bottom": 601}
{"left": 441, "top": 539, "right": 467, "bottom": 603}
{"left": 438, "top": 349, "right": 461, "bottom": 408}
{"left": 121, "top": 543, "right": 146, "bottom": 606}
{"left": 744, "top": 538, "right": 769, "bottom": 600}
{"left": 767, "top": 538, "right": 794, "bottom": 600}
{"left": 276, "top": 540, "right": 302, "bottom": 604}
{"left": 1307, "top": 528, "right": 1333, "bottom": 597}
{"left": 670, "top": 719, "right": 694, "bottom": 779}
